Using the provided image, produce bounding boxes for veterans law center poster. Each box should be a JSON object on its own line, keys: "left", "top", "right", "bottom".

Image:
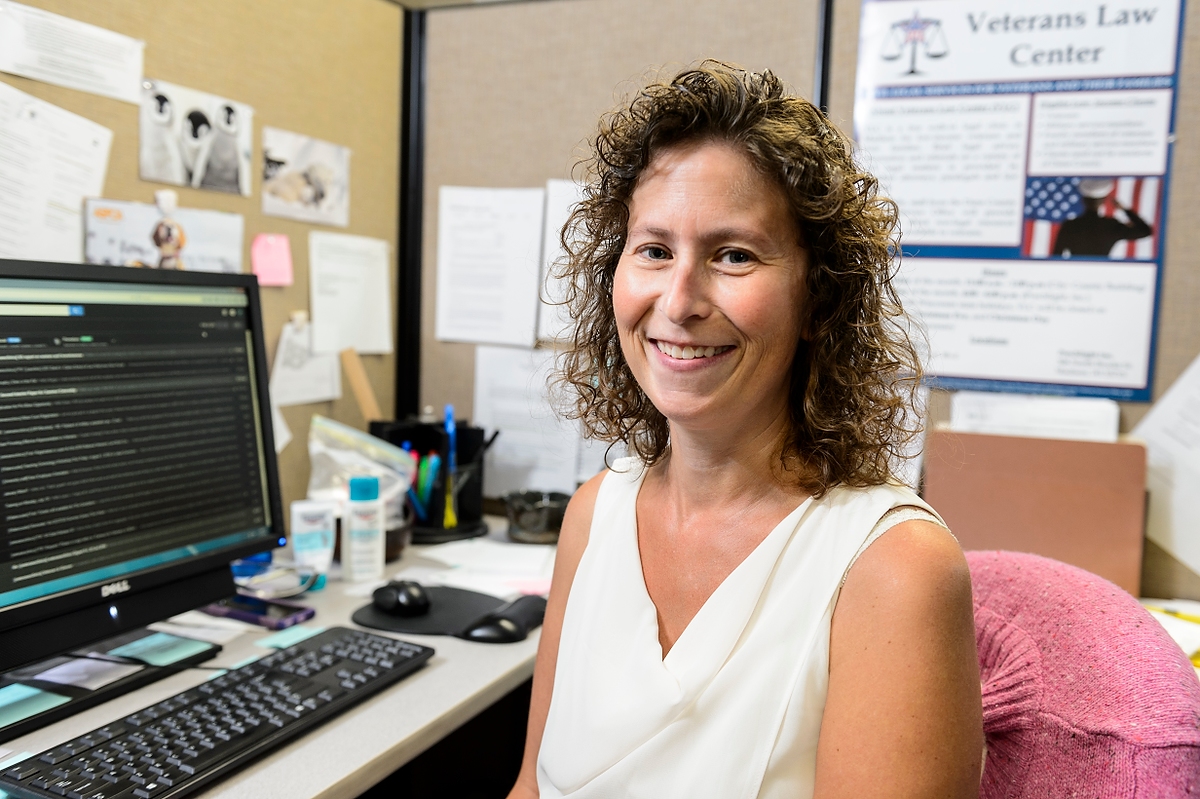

{"left": 855, "top": 0, "right": 1184, "bottom": 400}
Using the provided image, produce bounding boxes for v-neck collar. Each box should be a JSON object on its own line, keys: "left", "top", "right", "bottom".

{"left": 627, "top": 464, "right": 815, "bottom": 683}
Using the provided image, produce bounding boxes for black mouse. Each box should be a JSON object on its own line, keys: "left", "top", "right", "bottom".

{"left": 372, "top": 580, "right": 431, "bottom": 617}
{"left": 458, "top": 595, "right": 547, "bottom": 643}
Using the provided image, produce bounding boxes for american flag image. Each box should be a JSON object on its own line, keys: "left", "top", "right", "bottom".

{"left": 1023, "top": 176, "right": 1161, "bottom": 260}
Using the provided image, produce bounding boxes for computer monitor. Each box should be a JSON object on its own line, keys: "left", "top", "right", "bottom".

{"left": 0, "top": 259, "right": 284, "bottom": 671}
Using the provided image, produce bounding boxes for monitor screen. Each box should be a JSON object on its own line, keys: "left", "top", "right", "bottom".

{"left": 0, "top": 261, "right": 283, "bottom": 667}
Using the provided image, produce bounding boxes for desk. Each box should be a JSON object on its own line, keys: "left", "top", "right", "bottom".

{"left": 2, "top": 526, "right": 543, "bottom": 799}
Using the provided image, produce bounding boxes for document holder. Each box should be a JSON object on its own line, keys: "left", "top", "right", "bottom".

{"left": 370, "top": 419, "right": 487, "bottom": 544}
{"left": 922, "top": 430, "right": 1147, "bottom": 595}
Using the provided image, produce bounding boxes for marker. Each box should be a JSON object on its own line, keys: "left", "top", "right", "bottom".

{"left": 444, "top": 405, "right": 458, "bottom": 528}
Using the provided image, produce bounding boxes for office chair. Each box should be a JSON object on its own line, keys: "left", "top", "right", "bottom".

{"left": 968, "top": 550, "right": 1200, "bottom": 798}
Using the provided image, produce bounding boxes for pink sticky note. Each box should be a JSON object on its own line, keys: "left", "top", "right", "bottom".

{"left": 251, "top": 234, "right": 293, "bottom": 287}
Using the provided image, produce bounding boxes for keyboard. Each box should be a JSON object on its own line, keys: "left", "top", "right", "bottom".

{"left": 0, "top": 627, "right": 434, "bottom": 799}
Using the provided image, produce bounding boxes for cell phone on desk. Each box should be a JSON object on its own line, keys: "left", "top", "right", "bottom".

{"left": 202, "top": 595, "right": 315, "bottom": 630}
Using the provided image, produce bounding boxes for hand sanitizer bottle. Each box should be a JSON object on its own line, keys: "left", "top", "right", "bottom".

{"left": 344, "top": 476, "right": 384, "bottom": 582}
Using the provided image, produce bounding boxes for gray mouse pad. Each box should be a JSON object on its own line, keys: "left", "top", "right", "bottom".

{"left": 350, "top": 586, "right": 505, "bottom": 635}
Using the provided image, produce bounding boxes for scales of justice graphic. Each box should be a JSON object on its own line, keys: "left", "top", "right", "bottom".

{"left": 883, "top": 11, "right": 948, "bottom": 74}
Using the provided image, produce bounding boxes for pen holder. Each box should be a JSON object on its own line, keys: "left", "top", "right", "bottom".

{"left": 369, "top": 419, "right": 488, "bottom": 544}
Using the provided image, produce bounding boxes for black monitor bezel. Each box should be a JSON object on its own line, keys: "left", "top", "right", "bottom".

{"left": 0, "top": 258, "right": 285, "bottom": 640}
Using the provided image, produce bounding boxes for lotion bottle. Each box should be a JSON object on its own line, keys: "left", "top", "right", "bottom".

{"left": 344, "top": 476, "right": 384, "bottom": 582}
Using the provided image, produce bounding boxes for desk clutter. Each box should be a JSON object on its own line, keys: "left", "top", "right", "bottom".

{"left": 0, "top": 629, "right": 434, "bottom": 799}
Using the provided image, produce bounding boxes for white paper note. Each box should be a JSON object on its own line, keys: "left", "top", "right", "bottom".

{"left": 309, "top": 232, "right": 393, "bottom": 354}
{"left": 272, "top": 404, "right": 292, "bottom": 454}
{"left": 473, "top": 345, "right": 579, "bottom": 495}
{"left": 1133, "top": 352, "right": 1200, "bottom": 576}
{"left": 436, "top": 186, "right": 545, "bottom": 347}
{"left": 0, "top": 1, "right": 144, "bottom": 103}
{"left": 269, "top": 320, "right": 340, "bottom": 407}
{"left": 0, "top": 81, "right": 111, "bottom": 262}
{"left": 950, "top": 391, "right": 1120, "bottom": 443}
{"left": 537, "top": 179, "right": 585, "bottom": 341}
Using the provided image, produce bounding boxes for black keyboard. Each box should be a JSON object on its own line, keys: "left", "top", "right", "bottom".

{"left": 0, "top": 627, "right": 434, "bottom": 799}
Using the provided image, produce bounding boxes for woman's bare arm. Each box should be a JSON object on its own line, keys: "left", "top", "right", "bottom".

{"left": 506, "top": 472, "right": 605, "bottom": 799}
{"left": 815, "top": 520, "right": 982, "bottom": 799}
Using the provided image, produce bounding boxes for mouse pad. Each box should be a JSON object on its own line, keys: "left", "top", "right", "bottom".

{"left": 351, "top": 586, "right": 505, "bottom": 635}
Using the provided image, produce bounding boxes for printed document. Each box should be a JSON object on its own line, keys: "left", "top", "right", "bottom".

{"left": 537, "top": 179, "right": 585, "bottom": 341}
{"left": 436, "top": 186, "right": 545, "bottom": 347}
{"left": 1133, "top": 352, "right": 1200, "bottom": 576}
{"left": 473, "top": 345, "right": 579, "bottom": 495}
{"left": 0, "top": 1, "right": 144, "bottom": 103}
{"left": 270, "top": 320, "right": 341, "bottom": 407}
{"left": 0, "top": 81, "right": 111, "bottom": 262}
{"left": 309, "top": 232, "right": 393, "bottom": 354}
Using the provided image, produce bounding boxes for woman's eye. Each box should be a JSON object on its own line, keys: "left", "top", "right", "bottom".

{"left": 644, "top": 246, "right": 669, "bottom": 260}
{"left": 722, "top": 250, "right": 752, "bottom": 264}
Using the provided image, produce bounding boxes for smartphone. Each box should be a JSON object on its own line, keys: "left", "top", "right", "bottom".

{"left": 202, "top": 595, "right": 315, "bottom": 630}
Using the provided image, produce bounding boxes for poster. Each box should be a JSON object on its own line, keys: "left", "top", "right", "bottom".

{"left": 139, "top": 79, "right": 253, "bottom": 196}
{"left": 855, "top": 0, "right": 1183, "bottom": 400}
{"left": 262, "top": 127, "right": 350, "bottom": 227}
{"left": 84, "top": 198, "right": 243, "bottom": 273}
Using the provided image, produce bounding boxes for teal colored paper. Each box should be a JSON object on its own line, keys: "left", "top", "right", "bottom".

{"left": 0, "top": 684, "right": 69, "bottom": 728}
{"left": 106, "top": 632, "right": 211, "bottom": 666}
{"left": 254, "top": 625, "right": 325, "bottom": 649}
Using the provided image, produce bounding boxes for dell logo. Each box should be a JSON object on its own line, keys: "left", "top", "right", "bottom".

{"left": 101, "top": 580, "right": 131, "bottom": 598}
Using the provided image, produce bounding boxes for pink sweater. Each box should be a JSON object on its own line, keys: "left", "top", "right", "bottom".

{"left": 969, "top": 550, "right": 1200, "bottom": 797}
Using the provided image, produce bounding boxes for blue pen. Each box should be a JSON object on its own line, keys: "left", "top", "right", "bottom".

{"left": 400, "top": 441, "right": 426, "bottom": 521}
{"left": 443, "top": 405, "right": 457, "bottom": 528}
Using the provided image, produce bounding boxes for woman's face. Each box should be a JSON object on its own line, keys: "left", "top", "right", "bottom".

{"left": 613, "top": 140, "right": 809, "bottom": 433}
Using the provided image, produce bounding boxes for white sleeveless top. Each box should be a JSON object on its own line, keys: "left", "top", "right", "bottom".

{"left": 537, "top": 458, "right": 944, "bottom": 799}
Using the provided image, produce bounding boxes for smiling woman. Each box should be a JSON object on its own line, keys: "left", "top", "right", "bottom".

{"left": 508, "top": 63, "right": 982, "bottom": 799}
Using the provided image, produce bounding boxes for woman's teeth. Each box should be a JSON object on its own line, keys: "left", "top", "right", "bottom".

{"left": 654, "top": 341, "right": 731, "bottom": 360}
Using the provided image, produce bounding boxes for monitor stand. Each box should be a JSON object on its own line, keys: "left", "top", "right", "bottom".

{"left": 0, "top": 627, "right": 221, "bottom": 744}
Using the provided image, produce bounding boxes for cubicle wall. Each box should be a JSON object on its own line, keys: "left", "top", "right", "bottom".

{"left": 419, "top": 0, "right": 820, "bottom": 420}
{"left": 418, "top": 0, "right": 1200, "bottom": 596}
{"left": 0, "top": 0, "right": 403, "bottom": 520}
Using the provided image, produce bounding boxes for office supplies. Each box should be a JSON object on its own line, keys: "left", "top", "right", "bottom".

{"left": 371, "top": 419, "right": 489, "bottom": 543}
{"left": 505, "top": 491, "right": 569, "bottom": 544}
{"left": 202, "top": 596, "right": 315, "bottom": 630}
{"left": 0, "top": 628, "right": 434, "bottom": 799}
{"left": 371, "top": 581, "right": 431, "bottom": 617}
{"left": 458, "top": 595, "right": 547, "bottom": 644}
{"left": 444, "top": 405, "right": 458, "bottom": 529}
{"left": 922, "top": 430, "right": 1147, "bottom": 594}
{"left": 0, "top": 259, "right": 284, "bottom": 728}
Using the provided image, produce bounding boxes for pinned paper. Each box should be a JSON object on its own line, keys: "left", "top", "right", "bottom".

{"left": 252, "top": 234, "right": 293, "bottom": 287}
{"left": 270, "top": 320, "right": 340, "bottom": 407}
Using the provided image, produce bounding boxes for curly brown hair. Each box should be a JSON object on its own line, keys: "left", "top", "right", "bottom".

{"left": 555, "top": 61, "right": 922, "bottom": 497}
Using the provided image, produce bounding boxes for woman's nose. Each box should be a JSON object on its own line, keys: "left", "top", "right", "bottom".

{"left": 658, "top": 257, "right": 711, "bottom": 324}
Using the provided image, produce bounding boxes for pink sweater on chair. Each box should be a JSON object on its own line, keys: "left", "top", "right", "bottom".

{"left": 968, "top": 551, "right": 1200, "bottom": 798}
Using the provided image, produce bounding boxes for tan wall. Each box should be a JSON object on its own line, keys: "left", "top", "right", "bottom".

{"left": 0, "top": 0, "right": 403, "bottom": 527}
{"left": 419, "top": 0, "right": 820, "bottom": 420}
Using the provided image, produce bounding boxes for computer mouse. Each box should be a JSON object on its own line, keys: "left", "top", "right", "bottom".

{"left": 372, "top": 580, "right": 431, "bottom": 617}
{"left": 458, "top": 595, "right": 547, "bottom": 643}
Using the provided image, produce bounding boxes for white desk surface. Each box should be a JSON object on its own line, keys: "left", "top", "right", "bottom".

{"left": 2, "top": 523, "right": 543, "bottom": 799}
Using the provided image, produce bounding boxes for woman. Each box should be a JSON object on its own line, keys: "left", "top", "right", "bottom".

{"left": 509, "top": 63, "right": 982, "bottom": 799}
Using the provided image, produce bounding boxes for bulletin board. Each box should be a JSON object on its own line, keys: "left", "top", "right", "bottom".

{"left": 417, "top": 0, "right": 822, "bottom": 421}
{"left": 826, "top": 0, "right": 1200, "bottom": 596}
{"left": 0, "top": 0, "right": 404, "bottom": 520}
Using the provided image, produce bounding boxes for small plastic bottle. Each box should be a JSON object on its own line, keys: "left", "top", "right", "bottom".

{"left": 343, "top": 476, "right": 385, "bottom": 582}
